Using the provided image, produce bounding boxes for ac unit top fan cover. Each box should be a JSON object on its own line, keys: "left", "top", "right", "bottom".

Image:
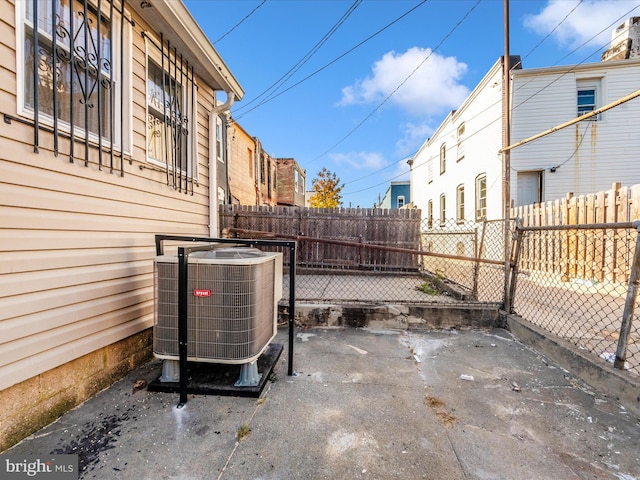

{"left": 153, "top": 247, "right": 283, "bottom": 364}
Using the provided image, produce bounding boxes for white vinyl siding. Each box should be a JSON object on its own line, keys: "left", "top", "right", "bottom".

{"left": 511, "top": 62, "right": 640, "bottom": 202}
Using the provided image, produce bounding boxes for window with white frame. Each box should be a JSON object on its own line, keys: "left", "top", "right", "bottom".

{"left": 440, "top": 194, "right": 446, "bottom": 226}
{"left": 475, "top": 174, "right": 487, "bottom": 221}
{"left": 456, "top": 184, "right": 464, "bottom": 222}
{"left": 577, "top": 79, "right": 601, "bottom": 120}
{"left": 427, "top": 200, "right": 433, "bottom": 228}
{"left": 146, "top": 33, "right": 197, "bottom": 189}
{"left": 397, "top": 195, "right": 405, "bottom": 208}
{"left": 457, "top": 123, "right": 465, "bottom": 161}
{"left": 440, "top": 143, "right": 446, "bottom": 174}
{"left": 18, "top": 0, "right": 131, "bottom": 160}
{"left": 427, "top": 157, "right": 433, "bottom": 184}
{"left": 216, "top": 116, "right": 223, "bottom": 163}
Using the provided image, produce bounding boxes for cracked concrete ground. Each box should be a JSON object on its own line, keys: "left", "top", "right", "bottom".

{"left": 4, "top": 326, "right": 640, "bottom": 480}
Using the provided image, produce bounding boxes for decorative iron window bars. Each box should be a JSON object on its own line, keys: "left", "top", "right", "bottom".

{"left": 144, "top": 32, "right": 196, "bottom": 195}
{"left": 23, "top": 0, "right": 128, "bottom": 175}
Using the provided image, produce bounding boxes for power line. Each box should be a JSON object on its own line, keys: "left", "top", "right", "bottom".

{"left": 213, "top": 0, "right": 266, "bottom": 45}
{"left": 232, "top": 0, "right": 429, "bottom": 121}
{"left": 512, "top": 0, "right": 584, "bottom": 70}
{"left": 341, "top": 155, "right": 415, "bottom": 187}
{"left": 234, "top": 0, "right": 363, "bottom": 115}
{"left": 412, "top": 3, "right": 640, "bottom": 171}
{"left": 310, "top": 0, "right": 481, "bottom": 164}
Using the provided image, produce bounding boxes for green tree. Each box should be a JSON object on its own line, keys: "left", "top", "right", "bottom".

{"left": 308, "top": 168, "right": 344, "bottom": 208}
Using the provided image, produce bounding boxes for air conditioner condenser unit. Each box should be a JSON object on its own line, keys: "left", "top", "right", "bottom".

{"left": 153, "top": 248, "right": 283, "bottom": 381}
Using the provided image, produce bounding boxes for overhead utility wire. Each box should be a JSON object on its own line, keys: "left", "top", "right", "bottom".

{"left": 344, "top": 36, "right": 617, "bottom": 198}
{"left": 513, "top": 2, "right": 640, "bottom": 111}
{"left": 345, "top": 3, "right": 638, "bottom": 199}
{"left": 213, "top": 0, "right": 266, "bottom": 45}
{"left": 344, "top": 1, "right": 583, "bottom": 196}
{"left": 232, "top": 0, "right": 429, "bottom": 121}
{"left": 233, "top": 0, "right": 363, "bottom": 114}
{"left": 511, "top": 0, "right": 583, "bottom": 69}
{"left": 418, "top": 4, "right": 639, "bottom": 167}
{"left": 343, "top": 155, "right": 416, "bottom": 186}
{"left": 310, "top": 0, "right": 481, "bottom": 164}
{"left": 344, "top": 167, "right": 411, "bottom": 197}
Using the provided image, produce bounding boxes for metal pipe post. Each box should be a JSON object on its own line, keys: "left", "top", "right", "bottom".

{"left": 506, "top": 219, "right": 524, "bottom": 314}
{"left": 614, "top": 221, "right": 640, "bottom": 370}
{"left": 177, "top": 247, "right": 189, "bottom": 407}
{"left": 288, "top": 243, "right": 296, "bottom": 376}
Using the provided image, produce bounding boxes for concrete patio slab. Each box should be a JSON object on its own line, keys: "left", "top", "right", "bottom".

{"left": 4, "top": 327, "right": 640, "bottom": 480}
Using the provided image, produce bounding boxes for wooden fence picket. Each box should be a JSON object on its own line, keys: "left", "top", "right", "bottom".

{"left": 511, "top": 182, "right": 638, "bottom": 284}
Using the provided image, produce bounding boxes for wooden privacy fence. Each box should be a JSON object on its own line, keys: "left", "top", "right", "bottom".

{"left": 219, "top": 205, "right": 422, "bottom": 271}
{"left": 510, "top": 182, "right": 640, "bottom": 283}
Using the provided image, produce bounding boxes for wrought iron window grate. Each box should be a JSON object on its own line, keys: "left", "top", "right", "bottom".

{"left": 23, "top": 0, "right": 129, "bottom": 175}
{"left": 145, "top": 32, "right": 196, "bottom": 195}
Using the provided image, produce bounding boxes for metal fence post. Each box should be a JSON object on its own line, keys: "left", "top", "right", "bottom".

{"left": 614, "top": 220, "right": 640, "bottom": 370}
{"left": 504, "top": 219, "right": 523, "bottom": 314}
{"left": 472, "top": 221, "right": 487, "bottom": 300}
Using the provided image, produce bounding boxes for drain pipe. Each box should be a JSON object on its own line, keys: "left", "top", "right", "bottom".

{"left": 209, "top": 91, "right": 235, "bottom": 237}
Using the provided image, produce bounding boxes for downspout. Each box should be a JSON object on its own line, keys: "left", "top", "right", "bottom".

{"left": 209, "top": 91, "right": 235, "bottom": 237}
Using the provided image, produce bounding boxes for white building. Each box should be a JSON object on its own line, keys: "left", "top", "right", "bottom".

{"left": 510, "top": 58, "right": 640, "bottom": 205}
{"left": 411, "top": 32, "right": 640, "bottom": 223}
{"left": 410, "top": 58, "right": 506, "bottom": 225}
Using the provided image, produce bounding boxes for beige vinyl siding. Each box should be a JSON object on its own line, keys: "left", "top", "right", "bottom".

{"left": 0, "top": 1, "right": 216, "bottom": 391}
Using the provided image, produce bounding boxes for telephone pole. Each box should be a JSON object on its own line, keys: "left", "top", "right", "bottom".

{"left": 502, "top": 0, "right": 512, "bottom": 309}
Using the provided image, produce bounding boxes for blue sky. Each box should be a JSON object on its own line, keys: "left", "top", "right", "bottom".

{"left": 184, "top": 0, "right": 640, "bottom": 208}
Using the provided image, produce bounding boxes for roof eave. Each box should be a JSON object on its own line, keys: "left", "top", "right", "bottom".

{"left": 130, "top": 0, "right": 244, "bottom": 100}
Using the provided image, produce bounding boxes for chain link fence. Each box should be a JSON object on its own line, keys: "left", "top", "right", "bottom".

{"left": 222, "top": 213, "right": 507, "bottom": 305}
{"left": 219, "top": 206, "right": 639, "bottom": 376}
{"left": 510, "top": 223, "right": 640, "bottom": 377}
{"left": 420, "top": 219, "right": 506, "bottom": 303}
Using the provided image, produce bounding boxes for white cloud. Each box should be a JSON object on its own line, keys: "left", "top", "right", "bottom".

{"left": 524, "top": 0, "right": 640, "bottom": 50}
{"left": 396, "top": 121, "right": 434, "bottom": 157}
{"left": 388, "top": 158, "right": 411, "bottom": 182}
{"left": 330, "top": 151, "right": 388, "bottom": 170}
{"left": 338, "top": 47, "right": 470, "bottom": 116}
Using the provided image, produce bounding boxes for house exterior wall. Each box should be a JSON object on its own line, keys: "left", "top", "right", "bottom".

{"left": 276, "top": 158, "right": 306, "bottom": 206}
{"left": 255, "top": 140, "right": 277, "bottom": 206}
{"left": 380, "top": 182, "right": 411, "bottom": 209}
{"left": 410, "top": 59, "right": 504, "bottom": 223}
{"left": 0, "top": 0, "right": 242, "bottom": 450}
{"left": 228, "top": 122, "right": 257, "bottom": 205}
{"left": 510, "top": 58, "right": 640, "bottom": 205}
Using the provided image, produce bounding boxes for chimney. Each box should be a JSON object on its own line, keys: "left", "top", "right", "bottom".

{"left": 602, "top": 17, "right": 640, "bottom": 62}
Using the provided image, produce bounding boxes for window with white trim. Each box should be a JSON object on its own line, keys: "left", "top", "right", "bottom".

{"left": 440, "top": 143, "right": 446, "bottom": 174}
{"left": 397, "top": 195, "right": 405, "bottom": 208}
{"left": 457, "top": 123, "right": 465, "bottom": 161}
{"left": 440, "top": 194, "right": 446, "bottom": 226}
{"left": 216, "top": 116, "right": 223, "bottom": 163}
{"left": 475, "top": 174, "right": 487, "bottom": 221}
{"left": 17, "top": 0, "right": 131, "bottom": 165}
{"left": 456, "top": 184, "right": 464, "bottom": 222}
{"left": 577, "top": 79, "right": 601, "bottom": 120}
{"left": 146, "top": 32, "right": 198, "bottom": 191}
